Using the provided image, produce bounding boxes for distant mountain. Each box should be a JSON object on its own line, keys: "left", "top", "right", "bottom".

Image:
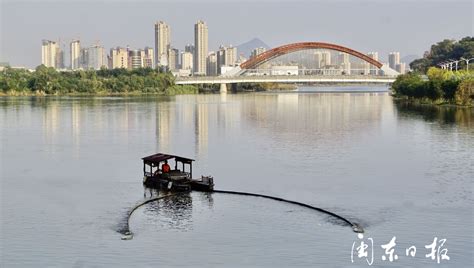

{"left": 236, "top": 38, "right": 271, "bottom": 58}
{"left": 401, "top": 54, "right": 420, "bottom": 65}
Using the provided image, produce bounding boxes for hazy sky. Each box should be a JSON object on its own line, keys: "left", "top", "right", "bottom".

{"left": 1, "top": 0, "right": 472, "bottom": 68}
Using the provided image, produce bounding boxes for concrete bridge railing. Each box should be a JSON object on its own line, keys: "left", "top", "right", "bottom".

{"left": 175, "top": 75, "right": 397, "bottom": 86}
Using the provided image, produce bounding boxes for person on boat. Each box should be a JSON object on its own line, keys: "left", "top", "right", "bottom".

{"left": 161, "top": 160, "right": 170, "bottom": 173}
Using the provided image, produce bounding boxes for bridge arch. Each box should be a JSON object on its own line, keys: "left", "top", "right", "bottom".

{"left": 240, "top": 42, "right": 383, "bottom": 70}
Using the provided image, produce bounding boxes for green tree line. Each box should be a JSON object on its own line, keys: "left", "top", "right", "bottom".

{"left": 410, "top": 37, "right": 474, "bottom": 73}
{"left": 392, "top": 67, "right": 473, "bottom": 105}
{"left": 0, "top": 65, "right": 198, "bottom": 95}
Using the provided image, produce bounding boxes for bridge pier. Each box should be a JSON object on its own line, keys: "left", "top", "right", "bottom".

{"left": 219, "top": 83, "right": 227, "bottom": 93}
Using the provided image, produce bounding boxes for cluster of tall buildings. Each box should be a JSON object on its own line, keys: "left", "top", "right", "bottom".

{"left": 41, "top": 20, "right": 406, "bottom": 75}
{"left": 108, "top": 47, "right": 154, "bottom": 69}
{"left": 41, "top": 40, "right": 64, "bottom": 69}
{"left": 308, "top": 51, "right": 406, "bottom": 75}
{"left": 42, "top": 39, "right": 107, "bottom": 70}
{"left": 388, "top": 52, "right": 406, "bottom": 74}
{"left": 41, "top": 20, "right": 243, "bottom": 76}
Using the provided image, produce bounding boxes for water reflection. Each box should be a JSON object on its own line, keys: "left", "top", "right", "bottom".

{"left": 196, "top": 192, "right": 214, "bottom": 209}
{"left": 42, "top": 99, "right": 60, "bottom": 154}
{"left": 144, "top": 193, "right": 193, "bottom": 230}
{"left": 0, "top": 93, "right": 412, "bottom": 162}
{"left": 156, "top": 103, "right": 172, "bottom": 153}
{"left": 3, "top": 94, "right": 471, "bottom": 163}
{"left": 239, "top": 92, "right": 390, "bottom": 148}
{"left": 395, "top": 101, "right": 473, "bottom": 128}
{"left": 2, "top": 92, "right": 473, "bottom": 267}
{"left": 194, "top": 101, "right": 209, "bottom": 158}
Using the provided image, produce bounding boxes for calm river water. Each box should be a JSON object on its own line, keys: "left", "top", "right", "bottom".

{"left": 1, "top": 86, "right": 473, "bottom": 267}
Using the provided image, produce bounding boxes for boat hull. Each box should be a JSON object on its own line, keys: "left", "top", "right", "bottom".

{"left": 143, "top": 175, "right": 214, "bottom": 192}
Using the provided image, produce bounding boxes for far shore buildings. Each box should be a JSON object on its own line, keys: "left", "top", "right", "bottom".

{"left": 194, "top": 20, "right": 208, "bottom": 75}
{"left": 250, "top": 47, "right": 266, "bottom": 59}
{"left": 367, "top": 52, "right": 379, "bottom": 75}
{"left": 206, "top": 52, "right": 218, "bottom": 76}
{"left": 168, "top": 48, "right": 179, "bottom": 71}
{"left": 41, "top": 40, "right": 60, "bottom": 68}
{"left": 108, "top": 47, "right": 128, "bottom": 69}
{"left": 216, "top": 45, "right": 237, "bottom": 75}
{"left": 142, "top": 47, "right": 155, "bottom": 68}
{"left": 107, "top": 47, "right": 155, "bottom": 70}
{"left": 40, "top": 20, "right": 406, "bottom": 75}
{"left": 86, "top": 45, "right": 106, "bottom": 70}
{"left": 70, "top": 40, "right": 80, "bottom": 70}
{"left": 388, "top": 51, "right": 406, "bottom": 74}
{"left": 337, "top": 52, "right": 351, "bottom": 74}
{"left": 154, "top": 21, "right": 171, "bottom": 68}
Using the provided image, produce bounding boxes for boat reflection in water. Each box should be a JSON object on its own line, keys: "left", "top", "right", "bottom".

{"left": 143, "top": 192, "right": 194, "bottom": 231}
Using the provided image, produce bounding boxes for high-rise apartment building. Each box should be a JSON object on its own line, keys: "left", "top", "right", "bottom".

{"left": 70, "top": 40, "right": 81, "bottom": 70}
{"left": 388, "top": 52, "right": 400, "bottom": 70}
{"left": 185, "top": 44, "right": 195, "bottom": 54}
{"left": 313, "top": 52, "right": 322, "bottom": 69}
{"left": 87, "top": 45, "right": 106, "bottom": 70}
{"left": 368, "top": 52, "right": 379, "bottom": 61}
{"left": 396, "top": 62, "right": 406, "bottom": 74}
{"left": 80, "top": 48, "right": 88, "bottom": 69}
{"left": 129, "top": 50, "right": 142, "bottom": 69}
{"left": 142, "top": 47, "right": 154, "bottom": 68}
{"left": 181, "top": 52, "right": 193, "bottom": 71}
{"left": 168, "top": 48, "right": 179, "bottom": 71}
{"left": 216, "top": 45, "right": 237, "bottom": 74}
{"left": 367, "top": 52, "right": 379, "bottom": 75}
{"left": 314, "top": 51, "right": 332, "bottom": 69}
{"left": 338, "top": 52, "right": 351, "bottom": 74}
{"left": 154, "top": 21, "right": 171, "bottom": 67}
{"left": 41, "top": 40, "right": 58, "bottom": 68}
{"left": 56, "top": 48, "right": 65, "bottom": 69}
{"left": 207, "top": 52, "right": 218, "bottom": 76}
{"left": 194, "top": 20, "right": 208, "bottom": 75}
{"left": 109, "top": 47, "right": 128, "bottom": 69}
{"left": 251, "top": 47, "right": 266, "bottom": 59}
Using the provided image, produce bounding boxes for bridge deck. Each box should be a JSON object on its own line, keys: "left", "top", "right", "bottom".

{"left": 175, "top": 75, "right": 396, "bottom": 85}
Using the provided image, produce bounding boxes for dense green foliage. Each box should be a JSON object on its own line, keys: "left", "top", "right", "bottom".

{"left": 392, "top": 67, "right": 473, "bottom": 105}
{"left": 455, "top": 79, "right": 474, "bottom": 106}
{"left": 0, "top": 65, "right": 197, "bottom": 95}
{"left": 410, "top": 37, "right": 474, "bottom": 73}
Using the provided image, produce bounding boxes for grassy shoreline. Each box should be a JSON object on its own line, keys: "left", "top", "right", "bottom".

{"left": 0, "top": 90, "right": 196, "bottom": 97}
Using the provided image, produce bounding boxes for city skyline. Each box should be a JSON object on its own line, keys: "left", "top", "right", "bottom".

{"left": 1, "top": 0, "right": 472, "bottom": 68}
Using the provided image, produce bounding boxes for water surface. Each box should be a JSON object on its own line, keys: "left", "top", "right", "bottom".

{"left": 1, "top": 86, "right": 473, "bottom": 267}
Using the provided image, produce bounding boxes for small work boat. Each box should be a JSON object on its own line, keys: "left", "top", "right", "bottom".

{"left": 142, "top": 153, "right": 214, "bottom": 192}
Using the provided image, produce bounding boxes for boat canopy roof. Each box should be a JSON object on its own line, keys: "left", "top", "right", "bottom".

{"left": 142, "top": 153, "right": 195, "bottom": 165}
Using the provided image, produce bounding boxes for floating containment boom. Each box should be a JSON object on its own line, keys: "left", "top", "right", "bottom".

{"left": 120, "top": 189, "right": 364, "bottom": 240}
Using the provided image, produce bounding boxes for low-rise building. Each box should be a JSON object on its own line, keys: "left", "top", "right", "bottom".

{"left": 271, "top": 65, "right": 298, "bottom": 76}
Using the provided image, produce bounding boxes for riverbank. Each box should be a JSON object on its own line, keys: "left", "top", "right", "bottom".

{"left": 0, "top": 86, "right": 198, "bottom": 97}
{"left": 391, "top": 67, "right": 474, "bottom": 107}
{"left": 0, "top": 66, "right": 198, "bottom": 96}
{"left": 392, "top": 96, "right": 473, "bottom": 107}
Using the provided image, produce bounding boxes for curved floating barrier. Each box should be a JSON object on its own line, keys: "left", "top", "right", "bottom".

{"left": 213, "top": 190, "right": 364, "bottom": 234}
{"left": 121, "top": 190, "right": 363, "bottom": 240}
{"left": 120, "top": 193, "right": 182, "bottom": 240}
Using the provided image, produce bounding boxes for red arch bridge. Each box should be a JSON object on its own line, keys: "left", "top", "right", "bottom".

{"left": 175, "top": 42, "right": 399, "bottom": 92}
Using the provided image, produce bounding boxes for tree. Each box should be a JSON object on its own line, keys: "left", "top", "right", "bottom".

{"left": 454, "top": 79, "right": 474, "bottom": 105}
{"left": 410, "top": 37, "right": 474, "bottom": 73}
{"left": 410, "top": 58, "right": 431, "bottom": 73}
